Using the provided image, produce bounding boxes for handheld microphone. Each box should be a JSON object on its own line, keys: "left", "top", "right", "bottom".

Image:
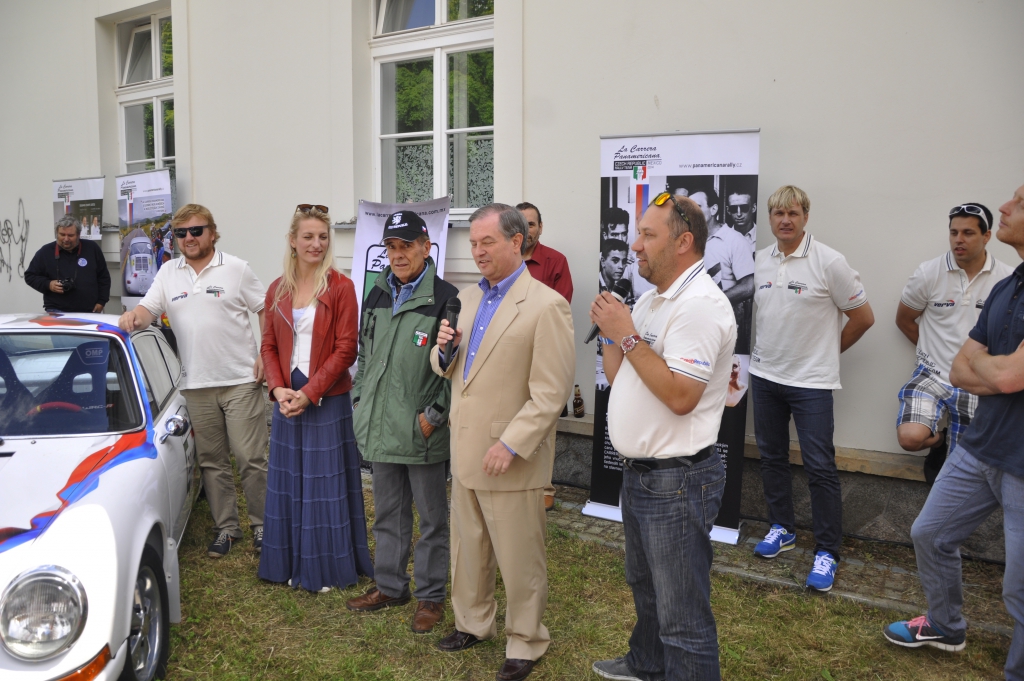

{"left": 585, "top": 279, "right": 633, "bottom": 344}
{"left": 442, "top": 298, "right": 462, "bottom": 365}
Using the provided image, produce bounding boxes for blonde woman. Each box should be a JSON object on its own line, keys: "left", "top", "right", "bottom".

{"left": 258, "top": 204, "right": 373, "bottom": 592}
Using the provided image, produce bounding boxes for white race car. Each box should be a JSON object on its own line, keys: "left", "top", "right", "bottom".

{"left": 124, "top": 239, "right": 155, "bottom": 297}
{"left": 0, "top": 314, "right": 199, "bottom": 680}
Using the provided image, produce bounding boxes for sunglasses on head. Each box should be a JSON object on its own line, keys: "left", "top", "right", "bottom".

{"left": 296, "top": 204, "right": 329, "bottom": 214}
{"left": 173, "top": 225, "right": 208, "bottom": 239}
{"left": 652, "top": 192, "right": 692, "bottom": 228}
{"left": 949, "top": 204, "right": 989, "bottom": 231}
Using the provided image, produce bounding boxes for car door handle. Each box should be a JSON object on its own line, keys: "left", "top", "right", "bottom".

{"left": 157, "top": 414, "right": 191, "bottom": 444}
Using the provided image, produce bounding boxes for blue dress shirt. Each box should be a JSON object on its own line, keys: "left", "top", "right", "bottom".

{"left": 387, "top": 263, "right": 429, "bottom": 315}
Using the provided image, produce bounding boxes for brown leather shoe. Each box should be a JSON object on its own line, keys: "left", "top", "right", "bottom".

{"left": 496, "top": 658, "right": 536, "bottom": 680}
{"left": 437, "top": 629, "right": 481, "bottom": 652}
{"left": 345, "top": 587, "right": 410, "bottom": 612}
{"left": 544, "top": 495, "right": 555, "bottom": 512}
{"left": 411, "top": 600, "right": 444, "bottom": 634}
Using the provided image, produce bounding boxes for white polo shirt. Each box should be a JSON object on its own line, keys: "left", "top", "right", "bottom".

{"left": 900, "top": 251, "right": 1014, "bottom": 382}
{"left": 608, "top": 261, "right": 737, "bottom": 459}
{"left": 705, "top": 224, "right": 754, "bottom": 291}
{"left": 140, "top": 250, "right": 266, "bottom": 390}
{"left": 751, "top": 234, "right": 867, "bottom": 390}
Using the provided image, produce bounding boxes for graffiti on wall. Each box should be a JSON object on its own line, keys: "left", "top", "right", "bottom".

{"left": 0, "top": 200, "right": 31, "bottom": 282}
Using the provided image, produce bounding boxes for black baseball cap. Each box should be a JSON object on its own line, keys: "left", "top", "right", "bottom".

{"left": 382, "top": 210, "right": 429, "bottom": 242}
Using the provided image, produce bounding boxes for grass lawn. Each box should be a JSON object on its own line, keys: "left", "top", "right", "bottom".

{"left": 167, "top": 492, "right": 1009, "bottom": 680}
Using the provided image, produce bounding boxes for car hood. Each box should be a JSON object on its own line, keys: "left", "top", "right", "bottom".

{"left": 0, "top": 430, "right": 153, "bottom": 555}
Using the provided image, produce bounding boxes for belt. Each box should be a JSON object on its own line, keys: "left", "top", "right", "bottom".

{"left": 621, "top": 445, "right": 714, "bottom": 473}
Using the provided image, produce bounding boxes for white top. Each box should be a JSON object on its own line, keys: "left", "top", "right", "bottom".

{"left": 750, "top": 234, "right": 867, "bottom": 390}
{"left": 900, "top": 251, "right": 1014, "bottom": 382}
{"left": 290, "top": 304, "right": 316, "bottom": 377}
{"left": 139, "top": 250, "right": 266, "bottom": 390}
{"left": 704, "top": 225, "right": 754, "bottom": 291}
{"left": 608, "top": 261, "right": 737, "bottom": 459}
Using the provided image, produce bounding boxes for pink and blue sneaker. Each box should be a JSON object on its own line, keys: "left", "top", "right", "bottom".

{"left": 884, "top": 615, "right": 966, "bottom": 652}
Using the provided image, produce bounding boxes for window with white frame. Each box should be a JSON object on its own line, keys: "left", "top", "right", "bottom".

{"left": 373, "top": 1, "right": 493, "bottom": 214}
{"left": 116, "top": 11, "right": 174, "bottom": 184}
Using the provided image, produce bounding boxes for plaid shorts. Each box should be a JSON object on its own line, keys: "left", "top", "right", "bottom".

{"left": 896, "top": 365, "right": 977, "bottom": 452}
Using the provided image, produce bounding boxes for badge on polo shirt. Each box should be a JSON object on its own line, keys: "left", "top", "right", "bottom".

{"left": 77, "top": 257, "right": 88, "bottom": 267}
{"left": 787, "top": 280, "right": 808, "bottom": 294}
{"left": 206, "top": 286, "right": 225, "bottom": 298}
{"left": 414, "top": 330, "right": 429, "bottom": 347}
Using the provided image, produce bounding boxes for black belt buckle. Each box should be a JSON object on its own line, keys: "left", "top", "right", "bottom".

{"left": 621, "top": 445, "right": 713, "bottom": 473}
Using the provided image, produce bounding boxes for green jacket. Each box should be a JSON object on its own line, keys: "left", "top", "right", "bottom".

{"left": 352, "top": 259, "right": 460, "bottom": 464}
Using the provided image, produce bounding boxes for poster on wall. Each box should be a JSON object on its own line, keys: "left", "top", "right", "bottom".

{"left": 52, "top": 177, "right": 104, "bottom": 240}
{"left": 351, "top": 196, "right": 452, "bottom": 310}
{"left": 584, "top": 129, "right": 760, "bottom": 545}
{"left": 117, "top": 169, "right": 174, "bottom": 308}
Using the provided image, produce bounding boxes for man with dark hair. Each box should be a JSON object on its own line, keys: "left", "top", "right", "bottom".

{"left": 599, "top": 238, "right": 631, "bottom": 289}
{"left": 347, "top": 210, "right": 460, "bottom": 634}
{"left": 894, "top": 203, "right": 1013, "bottom": 479}
{"left": 601, "top": 206, "right": 630, "bottom": 242}
{"left": 884, "top": 185, "right": 1024, "bottom": 678}
{"left": 590, "top": 193, "right": 734, "bottom": 680}
{"left": 726, "top": 186, "right": 758, "bottom": 249}
{"left": 25, "top": 215, "right": 110, "bottom": 313}
{"left": 433, "top": 203, "right": 575, "bottom": 681}
{"left": 688, "top": 186, "right": 754, "bottom": 305}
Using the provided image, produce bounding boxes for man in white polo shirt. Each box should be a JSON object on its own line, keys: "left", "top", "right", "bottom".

{"left": 119, "top": 203, "right": 268, "bottom": 559}
{"left": 589, "top": 191, "right": 736, "bottom": 681}
{"left": 895, "top": 202, "right": 1013, "bottom": 481}
{"left": 750, "top": 185, "right": 875, "bottom": 593}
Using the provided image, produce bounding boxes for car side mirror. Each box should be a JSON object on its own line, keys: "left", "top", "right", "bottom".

{"left": 157, "top": 414, "right": 190, "bottom": 444}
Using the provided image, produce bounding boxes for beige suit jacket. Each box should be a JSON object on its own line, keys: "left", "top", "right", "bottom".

{"left": 431, "top": 269, "right": 575, "bottom": 491}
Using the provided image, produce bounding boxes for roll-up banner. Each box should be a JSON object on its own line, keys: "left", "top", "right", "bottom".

{"left": 351, "top": 197, "right": 452, "bottom": 311}
{"left": 116, "top": 169, "right": 174, "bottom": 309}
{"left": 52, "top": 177, "right": 104, "bottom": 240}
{"left": 583, "top": 129, "right": 760, "bottom": 545}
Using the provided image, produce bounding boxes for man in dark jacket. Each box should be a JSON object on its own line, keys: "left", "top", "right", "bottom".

{"left": 25, "top": 215, "right": 110, "bottom": 313}
{"left": 347, "top": 210, "right": 460, "bottom": 635}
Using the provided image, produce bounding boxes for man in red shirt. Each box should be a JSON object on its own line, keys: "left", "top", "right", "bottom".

{"left": 517, "top": 202, "right": 574, "bottom": 511}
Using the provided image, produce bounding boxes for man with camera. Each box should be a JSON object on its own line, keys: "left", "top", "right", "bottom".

{"left": 25, "top": 215, "right": 111, "bottom": 314}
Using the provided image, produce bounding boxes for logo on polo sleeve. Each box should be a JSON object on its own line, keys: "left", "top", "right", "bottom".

{"left": 206, "top": 286, "right": 225, "bottom": 298}
{"left": 414, "top": 330, "right": 429, "bottom": 347}
{"left": 680, "top": 357, "right": 711, "bottom": 368}
{"left": 932, "top": 299, "right": 955, "bottom": 308}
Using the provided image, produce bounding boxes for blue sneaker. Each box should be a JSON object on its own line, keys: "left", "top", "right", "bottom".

{"left": 805, "top": 551, "right": 838, "bottom": 591}
{"left": 883, "top": 614, "right": 966, "bottom": 652}
{"left": 753, "top": 524, "right": 796, "bottom": 558}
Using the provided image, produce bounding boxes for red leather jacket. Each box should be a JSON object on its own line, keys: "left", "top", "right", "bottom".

{"left": 261, "top": 269, "right": 358, "bottom": 405}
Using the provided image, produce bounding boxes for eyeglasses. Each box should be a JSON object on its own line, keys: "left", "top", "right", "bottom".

{"left": 949, "top": 204, "right": 989, "bottom": 231}
{"left": 173, "top": 225, "right": 208, "bottom": 239}
{"left": 297, "top": 204, "right": 329, "bottom": 214}
{"left": 651, "top": 192, "right": 692, "bottom": 229}
{"left": 728, "top": 203, "right": 752, "bottom": 215}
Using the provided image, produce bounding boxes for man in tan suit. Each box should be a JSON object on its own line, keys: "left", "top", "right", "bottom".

{"left": 432, "top": 203, "right": 575, "bottom": 681}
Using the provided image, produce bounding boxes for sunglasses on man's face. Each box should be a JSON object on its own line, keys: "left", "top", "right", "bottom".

{"left": 173, "top": 225, "right": 208, "bottom": 239}
{"left": 728, "top": 203, "right": 753, "bottom": 215}
{"left": 652, "top": 192, "right": 692, "bottom": 228}
{"left": 296, "top": 204, "right": 329, "bottom": 214}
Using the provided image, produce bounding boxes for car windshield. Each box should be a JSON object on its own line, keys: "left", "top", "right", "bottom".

{"left": 130, "top": 242, "right": 151, "bottom": 256}
{"left": 0, "top": 333, "right": 144, "bottom": 437}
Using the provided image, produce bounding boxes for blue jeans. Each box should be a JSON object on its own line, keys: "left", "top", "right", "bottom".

{"left": 622, "top": 453, "right": 726, "bottom": 681}
{"left": 752, "top": 375, "right": 842, "bottom": 559}
{"left": 912, "top": 445, "right": 1024, "bottom": 679}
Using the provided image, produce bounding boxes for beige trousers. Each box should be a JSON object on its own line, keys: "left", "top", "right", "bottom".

{"left": 450, "top": 477, "right": 550, "bottom": 661}
{"left": 182, "top": 381, "right": 269, "bottom": 538}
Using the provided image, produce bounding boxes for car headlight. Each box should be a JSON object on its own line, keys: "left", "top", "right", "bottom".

{"left": 0, "top": 566, "right": 88, "bottom": 660}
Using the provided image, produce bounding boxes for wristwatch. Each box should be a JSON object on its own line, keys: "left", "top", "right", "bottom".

{"left": 620, "top": 334, "right": 643, "bottom": 354}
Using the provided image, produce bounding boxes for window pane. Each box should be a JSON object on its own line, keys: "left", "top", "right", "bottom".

{"left": 382, "top": 0, "right": 435, "bottom": 33}
{"left": 447, "top": 132, "right": 493, "bottom": 208}
{"left": 448, "top": 49, "right": 493, "bottom": 129}
{"left": 125, "top": 102, "right": 155, "bottom": 162}
{"left": 162, "top": 100, "right": 175, "bottom": 157}
{"left": 381, "top": 58, "right": 433, "bottom": 134}
{"left": 159, "top": 17, "right": 173, "bottom": 78}
{"left": 382, "top": 136, "right": 433, "bottom": 204}
{"left": 447, "top": 0, "right": 493, "bottom": 21}
{"left": 125, "top": 28, "right": 153, "bottom": 84}
{"left": 127, "top": 162, "right": 156, "bottom": 174}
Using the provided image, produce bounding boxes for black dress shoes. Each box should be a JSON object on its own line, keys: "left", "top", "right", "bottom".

{"left": 496, "top": 658, "right": 536, "bottom": 680}
{"left": 437, "top": 629, "right": 481, "bottom": 652}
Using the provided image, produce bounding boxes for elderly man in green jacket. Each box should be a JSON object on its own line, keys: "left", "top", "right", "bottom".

{"left": 347, "top": 210, "right": 460, "bottom": 635}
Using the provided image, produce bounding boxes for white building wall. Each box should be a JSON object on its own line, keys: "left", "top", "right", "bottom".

{"left": 1, "top": 0, "right": 1022, "bottom": 459}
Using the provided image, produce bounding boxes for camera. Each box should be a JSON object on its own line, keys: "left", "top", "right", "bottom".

{"left": 59, "top": 278, "right": 76, "bottom": 293}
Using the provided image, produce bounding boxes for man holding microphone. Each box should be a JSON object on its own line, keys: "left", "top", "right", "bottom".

{"left": 590, "top": 191, "right": 737, "bottom": 681}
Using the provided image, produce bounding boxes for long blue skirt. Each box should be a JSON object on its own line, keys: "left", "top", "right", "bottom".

{"left": 258, "top": 369, "right": 374, "bottom": 591}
